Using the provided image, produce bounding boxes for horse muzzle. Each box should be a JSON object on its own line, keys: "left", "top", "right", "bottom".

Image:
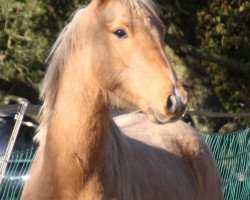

{"left": 165, "top": 88, "right": 187, "bottom": 116}
{"left": 147, "top": 86, "right": 187, "bottom": 124}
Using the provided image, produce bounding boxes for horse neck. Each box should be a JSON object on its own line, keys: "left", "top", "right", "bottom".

{"left": 45, "top": 55, "right": 110, "bottom": 176}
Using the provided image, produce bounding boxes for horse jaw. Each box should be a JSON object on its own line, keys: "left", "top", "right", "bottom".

{"left": 145, "top": 106, "right": 187, "bottom": 124}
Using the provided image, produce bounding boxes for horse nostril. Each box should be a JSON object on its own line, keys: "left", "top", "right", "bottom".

{"left": 166, "top": 95, "right": 177, "bottom": 113}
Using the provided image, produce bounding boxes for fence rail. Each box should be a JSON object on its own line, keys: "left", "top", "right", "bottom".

{"left": 1, "top": 104, "right": 250, "bottom": 118}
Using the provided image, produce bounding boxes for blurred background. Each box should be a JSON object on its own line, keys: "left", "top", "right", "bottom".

{"left": 0, "top": 0, "right": 249, "bottom": 133}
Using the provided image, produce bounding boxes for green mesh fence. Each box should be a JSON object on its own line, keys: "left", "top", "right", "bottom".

{"left": 0, "top": 129, "right": 249, "bottom": 200}
{"left": 201, "top": 129, "right": 250, "bottom": 200}
{"left": 0, "top": 149, "right": 36, "bottom": 200}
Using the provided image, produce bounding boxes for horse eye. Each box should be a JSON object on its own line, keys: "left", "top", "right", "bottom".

{"left": 113, "top": 29, "right": 128, "bottom": 39}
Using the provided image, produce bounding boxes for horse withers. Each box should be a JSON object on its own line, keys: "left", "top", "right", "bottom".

{"left": 21, "top": 0, "right": 222, "bottom": 199}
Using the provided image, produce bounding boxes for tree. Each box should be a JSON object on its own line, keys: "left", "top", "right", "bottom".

{"left": 157, "top": 0, "right": 249, "bottom": 131}
{"left": 0, "top": 0, "right": 88, "bottom": 104}
{"left": 0, "top": 0, "right": 249, "bottom": 131}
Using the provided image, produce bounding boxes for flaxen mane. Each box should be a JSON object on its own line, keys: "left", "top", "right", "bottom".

{"left": 37, "top": 10, "right": 84, "bottom": 141}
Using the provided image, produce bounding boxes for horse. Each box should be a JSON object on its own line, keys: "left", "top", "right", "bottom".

{"left": 21, "top": 0, "right": 222, "bottom": 199}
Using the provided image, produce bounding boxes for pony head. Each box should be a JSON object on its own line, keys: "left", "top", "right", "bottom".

{"left": 86, "top": 0, "right": 187, "bottom": 123}
{"left": 43, "top": 0, "right": 187, "bottom": 124}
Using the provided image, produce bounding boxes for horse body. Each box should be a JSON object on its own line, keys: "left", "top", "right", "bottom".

{"left": 21, "top": 0, "right": 222, "bottom": 199}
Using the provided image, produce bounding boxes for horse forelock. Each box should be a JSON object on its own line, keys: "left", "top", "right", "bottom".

{"left": 127, "top": 0, "right": 163, "bottom": 24}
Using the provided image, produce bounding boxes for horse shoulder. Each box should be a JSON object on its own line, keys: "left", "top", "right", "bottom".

{"left": 115, "top": 113, "right": 222, "bottom": 200}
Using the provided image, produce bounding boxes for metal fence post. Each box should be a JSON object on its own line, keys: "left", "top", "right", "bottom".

{"left": 0, "top": 102, "right": 28, "bottom": 185}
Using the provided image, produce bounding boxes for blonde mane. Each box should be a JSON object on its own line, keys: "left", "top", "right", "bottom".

{"left": 39, "top": 9, "right": 83, "bottom": 132}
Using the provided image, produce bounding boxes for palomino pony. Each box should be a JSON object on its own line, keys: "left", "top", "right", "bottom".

{"left": 21, "top": 0, "right": 222, "bottom": 199}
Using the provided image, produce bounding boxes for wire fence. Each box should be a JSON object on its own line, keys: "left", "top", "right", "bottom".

{"left": 0, "top": 104, "right": 249, "bottom": 199}
{"left": 0, "top": 149, "right": 36, "bottom": 200}
{"left": 201, "top": 129, "right": 250, "bottom": 200}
